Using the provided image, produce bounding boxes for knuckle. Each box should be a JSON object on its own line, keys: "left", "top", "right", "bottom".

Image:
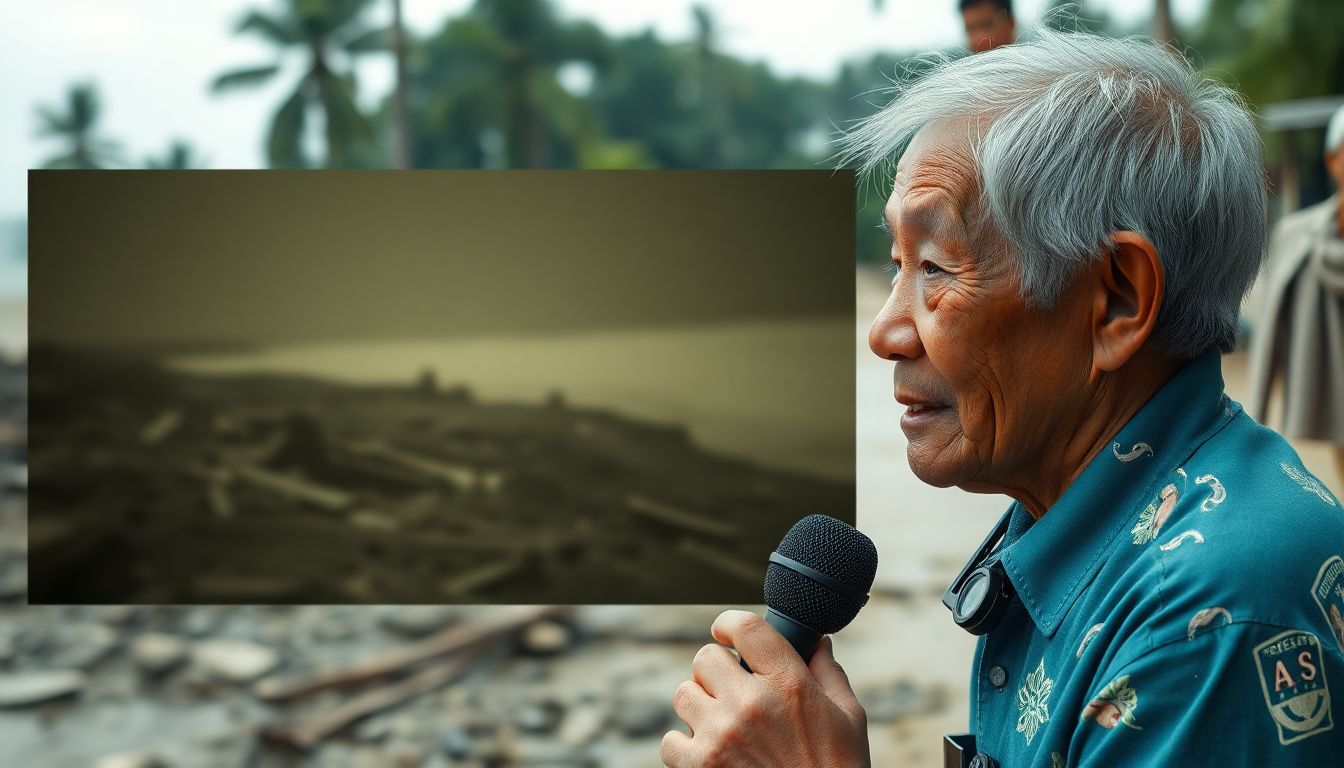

{"left": 672, "top": 680, "right": 697, "bottom": 712}
{"left": 693, "top": 643, "right": 719, "bottom": 665}
{"left": 770, "top": 671, "right": 808, "bottom": 703}
{"left": 849, "top": 702, "right": 869, "bottom": 730}
{"left": 780, "top": 673, "right": 808, "bottom": 698}
{"left": 659, "top": 731, "right": 677, "bottom": 764}
{"left": 737, "top": 613, "right": 769, "bottom": 639}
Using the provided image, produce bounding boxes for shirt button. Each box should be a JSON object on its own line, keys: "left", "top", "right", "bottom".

{"left": 988, "top": 665, "right": 1008, "bottom": 689}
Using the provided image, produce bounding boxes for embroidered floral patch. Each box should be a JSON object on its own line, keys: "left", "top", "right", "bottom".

{"left": 1131, "top": 484, "right": 1178, "bottom": 545}
{"left": 1083, "top": 675, "right": 1142, "bottom": 730}
{"left": 1282, "top": 463, "right": 1338, "bottom": 507}
{"left": 1017, "top": 658, "right": 1053, "bottom": 745}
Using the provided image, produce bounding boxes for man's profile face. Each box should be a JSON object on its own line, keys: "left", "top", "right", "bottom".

{"left": 868, "top": 122, "right": 1094, "bottom": 494}
{"left": 962, "top": 1, "right": 1016, "bottom": 54}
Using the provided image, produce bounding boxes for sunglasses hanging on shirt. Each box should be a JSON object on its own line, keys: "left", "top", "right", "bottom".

{"left": 943, "top": 509, "right": 1016, "bottom": 635}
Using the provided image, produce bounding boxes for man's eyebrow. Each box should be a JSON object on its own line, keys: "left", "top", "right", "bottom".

{"left": 901, "top": 199, "right": 951, "bottom": 232}
{"left": 879, "top": 200, "right": 950, "bottom": 240}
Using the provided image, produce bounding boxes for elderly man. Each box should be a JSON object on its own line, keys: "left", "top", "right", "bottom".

{"left": 662, "top": 29, "right": 1344, "bottom": 768}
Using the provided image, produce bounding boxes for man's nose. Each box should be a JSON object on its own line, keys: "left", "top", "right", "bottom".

{"left": 868, "top": 284, "right": 923, "bottom": 361}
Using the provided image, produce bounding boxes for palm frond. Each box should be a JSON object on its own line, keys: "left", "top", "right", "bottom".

{"left": 211, "top": 64, "right": 282, "bottom": 94}
{"left": 235, "top": 10, "right": 301, "bottom": 45}
{"left": 316, "top": 72, "right": 374, "bottom": 166}
{"left": 342, "top": 25, "right": 390, "bottom": 53}
{"left": 34, "top": 106, "right": 72, "bottom": 136}
{"left": 324, "top": 0, "right": 376, "bottom": 35}
{"left": 267, "top": 86, "right": 309, "bottom": 168}
{"left": 67, "top": 85, "right": 99, "bottom": 132}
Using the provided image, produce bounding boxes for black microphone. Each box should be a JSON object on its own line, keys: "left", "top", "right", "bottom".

{"left": 741, "top": 514, "right": 879, "bottom": 670}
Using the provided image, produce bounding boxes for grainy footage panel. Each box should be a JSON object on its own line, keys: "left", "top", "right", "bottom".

{"left": 28, "top": 170, "right": 855, "bottom": 604}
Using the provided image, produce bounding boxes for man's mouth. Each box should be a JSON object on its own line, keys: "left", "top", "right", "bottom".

{"left": 898, "top": 397, "right": 952, "bottom": 429}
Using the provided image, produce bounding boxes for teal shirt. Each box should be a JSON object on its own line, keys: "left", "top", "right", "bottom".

{"left": 969, "top": 351, "right": 1344, "bottom": 766}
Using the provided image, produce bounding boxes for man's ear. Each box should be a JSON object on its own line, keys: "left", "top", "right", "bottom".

{"left": 1091, "top": 231, "right": 1164, "bottom": 373}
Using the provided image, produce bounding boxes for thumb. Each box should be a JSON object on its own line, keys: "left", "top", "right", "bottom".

{"left": 809, "top": 636, "right": 863, "bottom": 717}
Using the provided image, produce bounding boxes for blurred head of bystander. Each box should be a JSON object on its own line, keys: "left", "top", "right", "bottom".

{"left": 1327, "top": 104, "right": 1344, "bottom": 216}
{"left": 960, "top": 0, "right": 1016, "bottom": 54}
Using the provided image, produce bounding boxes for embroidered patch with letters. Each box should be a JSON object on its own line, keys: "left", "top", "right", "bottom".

{"left": 1312, "top": 556, "right": 1344, "bottom": 651}
{"left": 1253, "top": 630, "right": 1333, "bottom": 745}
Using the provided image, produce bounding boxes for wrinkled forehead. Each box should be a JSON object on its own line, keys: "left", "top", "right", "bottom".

{"left": 885, "top": 122, "right": 986, "bottom": 239}
{"left": 891, "top": 120, "right": 982, "bottom": 210}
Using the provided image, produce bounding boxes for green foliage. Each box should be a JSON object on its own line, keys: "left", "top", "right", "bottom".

{"left": 212, "top": 0, "right": 386, "bottom": 168}
{"left": 407, "top": 0, "right": 609, "bottom": 169}
{"left": 1191, "top": 0, "right": 1344, "bottom": 107}
{"left": 36, "top": 83, "right": 122, "bottom": 169}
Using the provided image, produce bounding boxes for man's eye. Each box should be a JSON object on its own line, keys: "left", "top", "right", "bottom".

{"left": 922, "top": 262, "right": 945, "bottom": 276}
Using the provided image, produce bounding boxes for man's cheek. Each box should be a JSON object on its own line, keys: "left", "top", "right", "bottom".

{"left": 955, "top": 390, "right": 997, "bottom": 461}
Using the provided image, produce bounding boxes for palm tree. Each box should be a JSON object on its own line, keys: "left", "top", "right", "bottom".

{"left": 480, "top": 0, "right": 608, "bottom": 167}
{"left": 415, "top": 0, "right": 608, "bottom": 168}
{"left": 212, "top": 0, "right": 388, "bottom": 168}
{"left": 689, "top": 5, "right": 734, "bottom": 165}
{"left": 36, "top": 83, "right": 121, "bottom": 169}
{"left": 390, "top": 0, "right": 411, "bottom": 168}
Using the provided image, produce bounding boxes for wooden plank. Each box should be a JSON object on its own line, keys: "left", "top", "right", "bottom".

{"left": 232, "top": 464, "right": 352, "bottom": 511}
{"left": 260, "top": 647, "right": 489, "bottom": 751}
{"left": 439, "top": 554, "right": 530, "bottom": 599}
{"left": 625, "top": 494, "right": 737, "bottom": 539}
{"left": 339, "top": 439, "right": 478, "bottom": 490}
{"left": 252, "top": 605, "right": 566, "bottom": 703}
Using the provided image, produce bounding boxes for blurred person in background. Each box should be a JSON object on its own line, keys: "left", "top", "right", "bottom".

{"left": 961, "top": 0, "right": 1016, "bottom": 54}
{"left": 664, "top": 27, "right": 1344, "bottom": 768}
{"left": 1248, "top": 104, "right": 1344, "bottom": 483}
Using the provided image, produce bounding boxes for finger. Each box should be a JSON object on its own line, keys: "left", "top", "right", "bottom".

{"left": 672, "top": 678, "right": 712, "bottom": 730}
{"left": 809, "top": 635, "right": 865, "bottom": 721}
{"left": 691, "top": 642, "right": 749, "bottom": 698}
{"left": 660, "top": 728, "right": 694, "bottom": 768}
{"left": 710, "top": 610, "right": 807, "bottom": 678}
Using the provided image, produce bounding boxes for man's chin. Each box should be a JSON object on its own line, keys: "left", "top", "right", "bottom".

{"left": 904, "top": 449, "right": 962, "bottom": 488}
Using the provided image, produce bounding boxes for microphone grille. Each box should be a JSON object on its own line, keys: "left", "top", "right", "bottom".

{"left": 764, "top": 515, "right": 878, "bottom": 635}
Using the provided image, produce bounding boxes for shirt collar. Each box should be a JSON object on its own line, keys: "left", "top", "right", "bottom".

{"left": 997, "top": 350, "right": 1231, "bottom": 638}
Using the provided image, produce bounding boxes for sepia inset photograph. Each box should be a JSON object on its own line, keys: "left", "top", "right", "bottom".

{"left": 27, "top": 170, "right": 854, "bottom": 604}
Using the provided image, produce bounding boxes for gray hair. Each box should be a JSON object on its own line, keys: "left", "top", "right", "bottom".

{"left": 841, "top": 28, "right": 1267, "bottom": 359}
{"left": 1327, "top": 104, "right": 1344, "bottom": 153}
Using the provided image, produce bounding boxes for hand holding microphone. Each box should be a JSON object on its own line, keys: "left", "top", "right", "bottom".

{"left": 661, "top": 515, "right": 878, "bottom": 768}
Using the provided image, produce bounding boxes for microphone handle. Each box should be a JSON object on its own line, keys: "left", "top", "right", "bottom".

{"left": 738, "top": 608, "right": 822, "bottom": 672}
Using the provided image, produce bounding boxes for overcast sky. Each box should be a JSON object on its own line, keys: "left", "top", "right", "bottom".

{"left": 2, "top": 0, "right": 1210, "bottom": 223}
